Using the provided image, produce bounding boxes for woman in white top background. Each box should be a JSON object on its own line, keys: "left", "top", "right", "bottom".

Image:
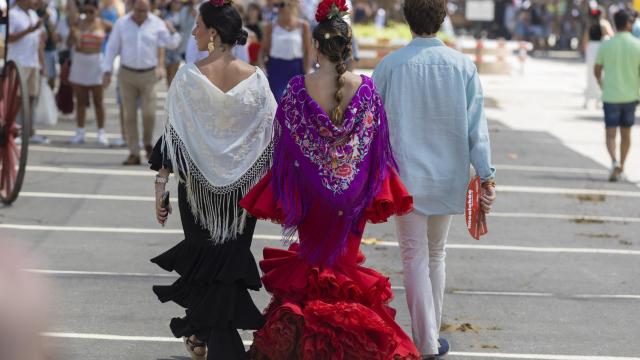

{"left": 260, "top": 0, "right": 312, "bottom": 102}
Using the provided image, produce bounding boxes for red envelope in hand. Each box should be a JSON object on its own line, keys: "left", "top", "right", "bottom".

{"left": 466, "top": 176, "right": 488, "bottom": 240}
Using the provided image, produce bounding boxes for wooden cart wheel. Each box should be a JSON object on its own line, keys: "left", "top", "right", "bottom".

{"left": 0, "top": 61, "right": 31, "bottom": 204}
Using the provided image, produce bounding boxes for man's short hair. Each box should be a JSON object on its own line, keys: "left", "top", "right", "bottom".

{"left": 403, "top": 0, "right": 447, "bottom": 36}
{"left": 614, "top": 9, "right": 632, "bottom": 31}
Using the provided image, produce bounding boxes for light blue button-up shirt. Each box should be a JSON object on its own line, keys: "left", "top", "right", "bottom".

{"left": 372, "top": 37, "right": 495, "bottom": 216}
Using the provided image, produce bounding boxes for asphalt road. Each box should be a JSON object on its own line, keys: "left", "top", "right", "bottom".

{"left": 1, "top": 61, "right": 639, "bottom": 360}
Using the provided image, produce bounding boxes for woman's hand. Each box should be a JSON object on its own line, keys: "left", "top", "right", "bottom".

{"left": 480, "top": 185, "right": 496, "bottom": 214}
{"left": 155, "top": 191, "right": 172, "bottom": 226}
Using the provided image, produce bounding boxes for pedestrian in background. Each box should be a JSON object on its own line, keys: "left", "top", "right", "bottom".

{"left": 100, "top": 0, "right": 124, "bottom": 52}
{"left": 373, "top": 0, "right": 496, "bottom": 358}
{"left": 67, "top": 0, "right": 112, "bottom": 146}
{"left": 594, "top": 9, "right": 640, "bottom": 182}
{"left": 162, "top": 0, "right": 186, "bottom": 85}
{"left": 7, "top": 0, "right": 49, "bottom": 144}
{"left": 582, "top": 7, "right": 613, "bottom": 109}
{"left": 245, "top": 2, "right": 263, "bottom": 65}
{"left": 37, "top": 0, "right": 60, "bottom": 90}
{"left": 632, "top": 10, "right": 640, "bottom": 38}
{"left": 102, "top": 0, "right": 181, "bottom": 165}
{"left": 260, "top": 0, "right": 312, "bottom": 102}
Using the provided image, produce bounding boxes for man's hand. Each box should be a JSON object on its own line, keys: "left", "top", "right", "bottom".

{"left": 164, "top": 20, "right": 177, "bottom": 34}
{"left": 102, "top": 72, "right": 112, "bottom": 89}
{"left": 480, "top": 185, "right": 496, "bottom": 214}
{"left": 155, "top": 66, "right": 166, "bottom": 81}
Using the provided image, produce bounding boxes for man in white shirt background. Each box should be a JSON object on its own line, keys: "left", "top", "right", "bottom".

{"left": 8, "top": 0, "right": 49, "bottom": 144}
{"left": 102, "top": 0, "right": 180, "bottom": 165}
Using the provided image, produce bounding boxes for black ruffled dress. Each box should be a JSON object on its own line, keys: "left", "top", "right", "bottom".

{"left": 149, "top": 138, "right": 264, "bottom": 359}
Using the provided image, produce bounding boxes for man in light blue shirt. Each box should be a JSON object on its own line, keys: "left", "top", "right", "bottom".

{"left": 372, "top": 0, "right": 495, "bottom": 357}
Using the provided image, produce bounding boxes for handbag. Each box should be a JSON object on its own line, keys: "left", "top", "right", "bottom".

{"left": 465, "top": 176, "right": 488, "bottom": 240}
{"left": 56, "top": 59, "right": 74, "bottom": 114}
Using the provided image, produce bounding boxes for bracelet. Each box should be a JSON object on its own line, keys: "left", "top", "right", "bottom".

{"left": 482, "top": 179, "right": 496, "bottom": 188}
{"left": 155, "top": 175, "right": 169, "bottom": 184}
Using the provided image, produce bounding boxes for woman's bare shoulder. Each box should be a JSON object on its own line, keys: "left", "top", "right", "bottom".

{"left": 344, "top": 72, "right": 364, "bottom": 89}
{"left": 232, "top": 60, "right": 258, "bottom": 78}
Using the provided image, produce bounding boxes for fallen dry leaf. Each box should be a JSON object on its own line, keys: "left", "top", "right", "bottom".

{"left": 573, "top": 194, "right": 606, "bottom": 202}
{"left": 362, "top": 237, "right": 380, "bottom": 245}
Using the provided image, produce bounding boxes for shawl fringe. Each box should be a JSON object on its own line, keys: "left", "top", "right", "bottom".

{"left": 162, "top": 125, "right": 273, "bottom": 244}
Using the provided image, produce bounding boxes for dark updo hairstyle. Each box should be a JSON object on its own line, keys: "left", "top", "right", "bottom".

{"left": 80, "top": 0, "right": 99, "bottom": 10}
{"left": 199, "top": 1, "right": 248, "bottom": 46}
{"left": 313, "top": 18, "right": 352, "bottom": 126}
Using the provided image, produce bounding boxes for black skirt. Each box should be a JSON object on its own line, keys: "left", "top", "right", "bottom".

{"left": 149, "top": 138, "right": 264, "bottom": 359}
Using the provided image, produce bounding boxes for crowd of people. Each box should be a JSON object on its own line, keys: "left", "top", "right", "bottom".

{"left": 6, "top": 0, "right": 355, "bottom": 162}
{"left": 146, "top": 0, "right": 495, "bottom": 359}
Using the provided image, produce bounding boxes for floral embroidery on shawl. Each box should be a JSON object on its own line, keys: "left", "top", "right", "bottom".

{"left": 279, "top": 76, "right": 379, "bottom": 194}
{"left": 270, "top": 75, "right": 397, "bottom": 264}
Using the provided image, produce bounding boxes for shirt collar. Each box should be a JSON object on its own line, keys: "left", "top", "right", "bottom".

{"left": 408, "top": 37, "right": 445, "bottom": 48}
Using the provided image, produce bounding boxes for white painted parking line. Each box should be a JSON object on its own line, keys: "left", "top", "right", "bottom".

{"left": 26, "top": 269, "right": 175, "bottom": 278}
{"left": 450, "top": 291, "right": 640, "bottom": 300}
{"left": 21, "top": 186, "right": 640, "bottom": 200}
{"left": 42, "top": 332, "right": 182, "bottom": 343}
{"left": 30, "top": 271, "right": 640, "bottom": 300}
{"left": 37, "top": 129, "right": 124, "bottom": 139}
{"left": 500, "top": 186, "right": 640, "bottom": 198}
{"left": 2, "top": 224, "right": 639, "bottom": 255}
{"left": 40, "top": 332, "right": 640, "bottom": 359}
{"left": 21, "top": 192, "right": 154, "bottom": 201}
{"left": 27, "top": 165, "right": 149, "bottom": 176}
{"left": 491, "top": 212, "right": 640, "bottom": 223}
{"left": 30, "top": 145, "right": 131, "bottom": 155}
{"left": 495, "top": 164, "right": 609, "bottom": 175}
{"left": 446, "top": 352, "right": 640, "bottom": 360}
{"left": 451, "top": 290, "right": 553, "bottom": 297}
{"left": 0, "top": 224, "right": 182, "bottom": 234}
{"left": 444, "top": 244, "right": 640, "bottom": 255}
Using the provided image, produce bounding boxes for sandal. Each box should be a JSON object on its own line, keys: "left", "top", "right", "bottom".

{"left": 184, "top": 336, "right": 207, "bottom": 360}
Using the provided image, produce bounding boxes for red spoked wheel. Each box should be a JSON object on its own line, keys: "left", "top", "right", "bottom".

{"left": 0, "top": 61, "right": 31, "bottom": 205}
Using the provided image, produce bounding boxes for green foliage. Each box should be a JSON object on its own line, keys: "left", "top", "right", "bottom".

{"left": 352, "top": 22, "right": 453, "bottom": 43}
{"left": 352, "top": 22, "right": 412, "bottom": 41}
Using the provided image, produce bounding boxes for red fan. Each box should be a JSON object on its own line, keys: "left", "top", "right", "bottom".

{"left": 465, "top": 176, "right": 488, "bottom": 240}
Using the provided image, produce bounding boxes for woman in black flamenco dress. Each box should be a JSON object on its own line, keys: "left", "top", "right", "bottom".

{"left": 149, "top": 1, "right": 277, "bottom": 358}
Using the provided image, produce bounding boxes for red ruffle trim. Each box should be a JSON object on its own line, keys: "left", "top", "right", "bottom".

{"left": 249, "top": 244, "right": 420, "bottom": 359}
{"left": 242, "top": 167, "right": 417, "bottom": 358}
{"left": 240, "top": 167, "right": 413, "bottom": 225}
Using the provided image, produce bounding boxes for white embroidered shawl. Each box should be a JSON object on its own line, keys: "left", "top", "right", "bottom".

{"left": 162, "top": 63, "right": 276, "bottom": 243}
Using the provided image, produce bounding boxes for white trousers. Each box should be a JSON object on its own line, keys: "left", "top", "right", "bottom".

{"left": 395, "top": 212, "right": 453, "bottom": 355}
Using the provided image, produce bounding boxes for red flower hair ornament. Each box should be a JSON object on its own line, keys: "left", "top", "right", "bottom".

{"left": 315, "top": 0, "right": 349, "bottom": 22}
{"left": 210, "top": 0, "right": 231, "bottom": 7}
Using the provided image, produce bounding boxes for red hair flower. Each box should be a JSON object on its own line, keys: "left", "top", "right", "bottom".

{"left": 315, "top": 0, "right": 349, "bottom": 22}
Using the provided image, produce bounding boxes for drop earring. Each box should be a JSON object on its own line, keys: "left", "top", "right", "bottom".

{"left": 208, "top": 36, "right": 215, "bottom": 53}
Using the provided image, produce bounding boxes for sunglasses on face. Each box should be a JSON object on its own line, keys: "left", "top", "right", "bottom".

{"left": 274, "top": 2, "right": 287, "bottom": 8}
